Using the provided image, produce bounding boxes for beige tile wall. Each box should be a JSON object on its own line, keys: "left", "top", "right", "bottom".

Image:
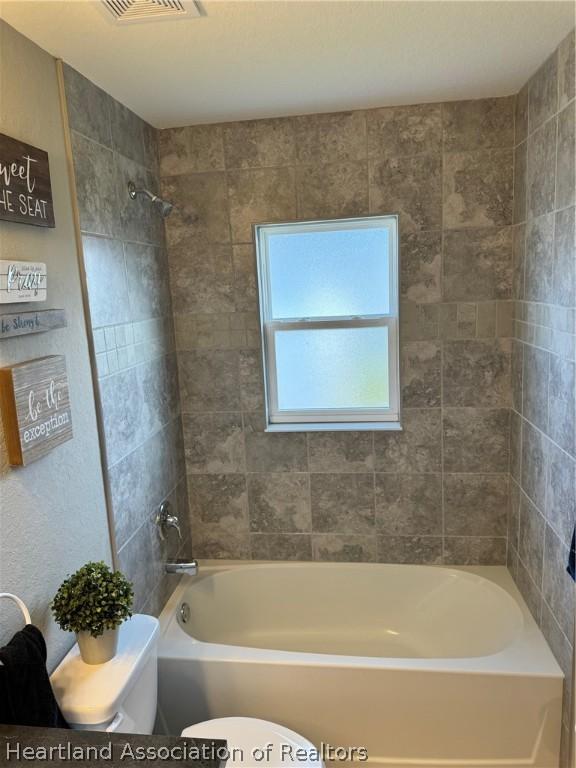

{"left": 63, "top": 65, "right": 191, "bottom": 616}
{"left": 159, "top": 95, "right": 517, "bottom": 566}
{"left": 508, "top": 28, "right": 575, "bottom": 761}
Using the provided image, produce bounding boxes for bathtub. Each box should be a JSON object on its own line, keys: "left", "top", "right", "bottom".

{"left": 157, "top": 562, "right": 563, "bottom": 767}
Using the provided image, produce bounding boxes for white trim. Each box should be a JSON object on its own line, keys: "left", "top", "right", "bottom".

{"left": 265, "top": 422, "right": 403, "bottom": 433}
{"left": 255, "top": 214, "right": 400, "bottom": 432}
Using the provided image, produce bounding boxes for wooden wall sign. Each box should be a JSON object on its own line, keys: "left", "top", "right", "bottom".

{"left": 0, "top": 309, "right": 66, "bottom": 340}
{"left": 0, "top": 134, "right": 55, "bottom": 228}
{"left": 0, "top": 355, "right": 73, "bottom": 466}
{"left": 0, "top": 260, "right": 47, "bottom": 303}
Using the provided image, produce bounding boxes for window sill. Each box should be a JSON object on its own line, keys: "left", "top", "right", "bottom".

{"left": 265, "top": 422, "right": 403, "bottom": 433}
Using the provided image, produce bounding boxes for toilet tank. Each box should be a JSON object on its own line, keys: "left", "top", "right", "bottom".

{"left": 51, "top": 615, "right": 159, "bottom": 734}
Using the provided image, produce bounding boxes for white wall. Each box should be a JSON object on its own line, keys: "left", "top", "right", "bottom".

{"left": 0, "top": 19, "right": 112, "bottom": 671}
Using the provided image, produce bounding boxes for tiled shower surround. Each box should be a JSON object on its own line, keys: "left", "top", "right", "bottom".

{"left": 158, "top": 31, "right": 575, "bottom": 752}
{"left": 62, "top": 65, "right": 191, "bottom": 615}
{"left": 159, "top": 97, "right": 517, "bottom": 565}
{"left": 508, "top": 29, "right": 575, "bottom": 754}
{"left": 59, "top": 29, "right": 574, "bottom": 759}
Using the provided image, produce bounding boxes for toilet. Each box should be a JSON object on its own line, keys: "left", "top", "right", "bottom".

{"left": 182, "top": 718, "right": 322, "bottom": 767}
{"left": 51, "top": 615, "right": 322, "bottom": 767}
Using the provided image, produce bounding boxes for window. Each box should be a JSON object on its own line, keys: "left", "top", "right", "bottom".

{"left": 255, "top": 215, "right": 400, "bottom": 432}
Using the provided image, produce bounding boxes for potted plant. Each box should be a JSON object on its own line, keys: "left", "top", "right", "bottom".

{"left": 52, "top": 561, "right": 134, "bottom": 665}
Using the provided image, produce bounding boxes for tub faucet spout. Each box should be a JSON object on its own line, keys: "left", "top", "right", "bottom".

{"left": 165, "top": 559, "right": 199, "bottom": 576}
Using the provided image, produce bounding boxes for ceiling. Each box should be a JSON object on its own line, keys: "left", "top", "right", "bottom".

{"left": 0, "top": 0, "right": 574, "bottom": 128}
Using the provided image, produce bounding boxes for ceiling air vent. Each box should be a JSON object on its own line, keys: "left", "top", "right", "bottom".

{"left": 101, "top": 0, "right": 201, "bottom": 24}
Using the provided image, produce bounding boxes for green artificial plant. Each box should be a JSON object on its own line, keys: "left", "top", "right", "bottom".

{"left": 52, "top": 561, "right": 134, "bottom": 637}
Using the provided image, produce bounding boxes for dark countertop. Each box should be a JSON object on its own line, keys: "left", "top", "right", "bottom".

{"left": 0, "top": 725, "right": 227, "bottom": 767}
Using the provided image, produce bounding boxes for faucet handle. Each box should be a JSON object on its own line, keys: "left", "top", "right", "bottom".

{"left": 155, "top": 500, "right": 182, "bottom": 540}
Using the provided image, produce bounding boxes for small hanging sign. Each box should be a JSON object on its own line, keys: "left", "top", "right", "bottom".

{"left": 0, "top": 260, "right": 47, "bottom": 303}
{"left": 0, "top": 355, "right": 73, "bottom": 466}
{"left": 0, "top": 309, "right": 66, "bottom": 340}
{"left": 0, "top": 133, "right": 55, "bottom": 227}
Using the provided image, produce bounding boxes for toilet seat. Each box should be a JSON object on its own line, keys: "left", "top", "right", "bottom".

{"left": 181, "top": 717, "right": 323, "bottom": 767}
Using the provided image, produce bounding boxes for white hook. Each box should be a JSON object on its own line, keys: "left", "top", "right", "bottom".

{"left": 0, "top": 593, "right": 32, "bottom": 665}
{"left": 0, "top": 593, "right": 31, "bottom": 625}
{"left": 0, "top": 592, "right": 32, "bottom": 667}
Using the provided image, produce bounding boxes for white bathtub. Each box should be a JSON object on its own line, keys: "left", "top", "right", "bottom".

{"left": 157, "top": 562, "right": 563, "bottom": 767}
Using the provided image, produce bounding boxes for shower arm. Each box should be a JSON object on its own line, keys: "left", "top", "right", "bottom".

{"left": 127, "top": 181, "right": 174, "bottom": 217}
{"left": 128, "top": 181, "right": 157, "bottom": 202}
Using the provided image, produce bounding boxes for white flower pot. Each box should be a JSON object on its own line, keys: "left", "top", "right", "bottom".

{"left": 76, "top": 627, "right": 119, "bottom": 665}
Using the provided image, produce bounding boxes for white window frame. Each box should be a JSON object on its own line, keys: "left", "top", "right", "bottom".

{"left": 254, "top": 215, "right": 401, "bottom": 432}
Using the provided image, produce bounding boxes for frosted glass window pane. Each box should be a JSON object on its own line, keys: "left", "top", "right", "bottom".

{"left": 268, "top": 228, "right": 389, "bottom": 319}
{"left": 275, "top": 327, "right": 389, "bottom": 410}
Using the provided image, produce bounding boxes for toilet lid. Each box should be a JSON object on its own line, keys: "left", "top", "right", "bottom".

{"left": 181, "top": 717, "right": 323, "bottom": 767}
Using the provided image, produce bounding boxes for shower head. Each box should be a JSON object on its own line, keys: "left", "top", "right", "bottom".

{"left": 158, "top": 199, "right": 174, "bottom": 218}
{"left": 128, "top": 181, "right": 174, "bottom": 218}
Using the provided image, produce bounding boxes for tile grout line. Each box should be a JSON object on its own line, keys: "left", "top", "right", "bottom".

{"left": 506, "top": 89, "right": 519, "bottom": 570}
{"left": 439, "top": 100, "right": 447, "bottom": 564}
